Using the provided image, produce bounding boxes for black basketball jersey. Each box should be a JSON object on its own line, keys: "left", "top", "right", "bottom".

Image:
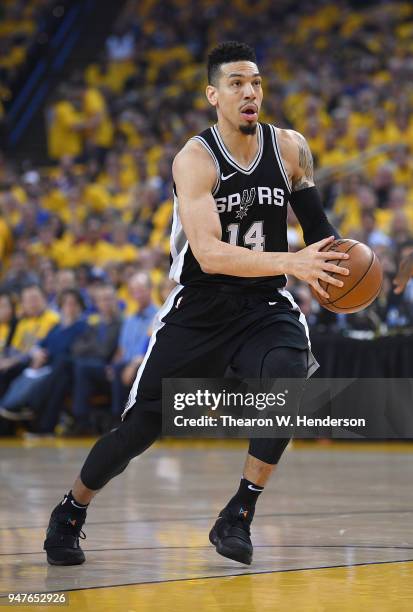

{"left": 170, "top": 122, "right": 292, "bottom": 291}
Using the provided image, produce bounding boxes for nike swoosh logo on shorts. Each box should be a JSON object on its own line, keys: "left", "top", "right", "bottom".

{"left": 247, "top": 484, "right": 263, "bottom": 492}
{"left": 221, "top": 171, "right": 237, "bottom": 181}
{"left": 268, "top": 301, "right": 277, "bottom": 305}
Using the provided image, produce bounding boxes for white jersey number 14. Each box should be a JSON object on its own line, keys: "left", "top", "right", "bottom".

{"left": 227, "top": 221, "right": 265, "bottom": 251}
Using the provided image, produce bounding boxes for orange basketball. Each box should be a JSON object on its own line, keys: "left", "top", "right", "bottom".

{"left": 310, "top": 239, "right": 383, "bottom": 314}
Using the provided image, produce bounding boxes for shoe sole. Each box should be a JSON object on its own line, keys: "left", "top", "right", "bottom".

{"left": 46, "top": 554, "right": 85, "bottom": 566}
{"left": 209, "top": 527, "right": 252, "bottom": 565}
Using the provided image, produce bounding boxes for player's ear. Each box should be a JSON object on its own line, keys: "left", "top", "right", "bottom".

{"left": 206, "top": 85, "right": 218, "bottom": 107}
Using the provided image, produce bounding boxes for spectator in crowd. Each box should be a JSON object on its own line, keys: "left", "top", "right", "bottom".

{"left": 356, "top": 210, "right": 392, "bottom": 250}
{"left": 157, "top": 276, "right": 176, "bottom": 305}
{"left": 26, "top": 282, "right": 122, "bottom": 435}
{"left": 0, "top": 284, "right": 59, "bottom": 396}
{"left": 72, "top": 75, "right": 114, "bottom": 163}
{"left": 0, "top": 206, "right": 13, "bottom": 262}
{"left": 0, "top": 1, "right": 56, "bottom": 115}
{"left": 0, "top": 289, "right": 87, "bottom": 421}
{"left": 292, "top": 285, "right": 318, "bottom": 328}
{"left": 68, "top": 271, "right": 157, "bottom": 434}
{"left": 47, "top": 85, "right": 85, "bottom": 161}
{"left": 35, "top": 267, "right": 78, "bottom": 311}
{"left": 385, "top": 240, "right": 413, "bottom": 327}
{"left": 2, "top": 251, "right": 39, "bottom": 293}
{"left": 14, "top": 199, "right": 50, "bottom": 242}
{"left": 107, "top": 222, "right": 139, "bottom": 264}
{"left": 394, "top": 240, "right": 413, "bottom": 297}
{"left": 0, "top": 291, "right": 17, "bottom": 356}
{"left": 105, "top": 22, "right": 136, "bottom": 62}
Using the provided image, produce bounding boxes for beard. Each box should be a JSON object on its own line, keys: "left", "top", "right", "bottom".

{"left": 239, "top": 123, "right": 257, "bottom": 135}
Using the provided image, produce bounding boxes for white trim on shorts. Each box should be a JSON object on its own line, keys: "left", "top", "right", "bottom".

{"left": 279, "top": 288, "right": 319, "bottom": 378}
{"left": 121, "top": 284, "right": 183, "bottom": 420}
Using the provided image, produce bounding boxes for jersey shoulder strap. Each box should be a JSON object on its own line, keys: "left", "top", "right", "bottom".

{"left": 189, "top": 127, "right": 221, "bottom": 195}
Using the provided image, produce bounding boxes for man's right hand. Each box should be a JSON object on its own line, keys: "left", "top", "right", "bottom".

{"left": 290, "top": 236, "right": 350, "bottom": 299}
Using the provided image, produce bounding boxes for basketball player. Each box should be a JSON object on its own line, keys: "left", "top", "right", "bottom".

{"left": 44, "top": 42, "right": 349, "bottom": 566}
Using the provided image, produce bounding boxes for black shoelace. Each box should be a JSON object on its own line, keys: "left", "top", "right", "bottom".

{"left": 56, "top": 515, "right": 87, "bottom": 541}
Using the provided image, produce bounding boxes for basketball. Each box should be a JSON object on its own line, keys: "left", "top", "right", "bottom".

{"left": 311, "top": 239, "right": 383, "bottom": 313}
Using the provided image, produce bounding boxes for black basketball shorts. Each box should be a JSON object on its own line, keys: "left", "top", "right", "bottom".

{"left": 121, "top": 284, "right": 318, "bottom": 419}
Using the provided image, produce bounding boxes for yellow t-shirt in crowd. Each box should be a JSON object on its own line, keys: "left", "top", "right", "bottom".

{"left": 85, "top": 60, "right": 135, "bottom": 94}
{"left": 102, "top": 243, "right": 139, "bottom": 264}
{"left": 69, "top": 240, "right": 117, "bottom": 267}
{"left": 394, "top": 163, "right": 413, "bottom": 185}
{"left": 333, "top": 194, "right": 360, "bottom": 236}
{"left": 11, "top": 310, "right": 60, "bottom": 353}
{"left": 41, "top": 189, "right": 68, "bottom": 214}
{"left": 318, "top": 148, "right": 348, "bottom": 175}
{"left": 0, "top": 45, "right": 26, "bottom": 70}
{"left": 28, "top": 238, "right": 74, "bottom": 265}
{"left": 48, "top": 101, "right": 83, "bottom": 160}
{"left": 0, "top": 217, "right": 12, "bottom": 259}
{"left": 83, "top": 87, "right": 113, "bottom": 148}
{"left": 0, "top": 322, "right": 11, "bottom": 354}
{"left": 82, "top": 183, "right": 111, "bottom": 212}
{"left": 149, "top": 199, "right": 173, "bottom": 247}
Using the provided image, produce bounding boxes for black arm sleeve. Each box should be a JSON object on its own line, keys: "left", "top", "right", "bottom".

{"left": 289, "top": 186, "right": 341, "bottom": 245}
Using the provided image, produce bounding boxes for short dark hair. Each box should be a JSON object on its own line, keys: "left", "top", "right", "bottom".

{"left": 207, "top": 41, "right": 256, "bottom": 85}
{"left": 57, "top": 288, "right": 86, "bottom": 311}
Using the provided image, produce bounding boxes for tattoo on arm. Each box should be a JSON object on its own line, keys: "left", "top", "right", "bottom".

{"left": 292, "top": 133, "right": 314, "bottom": 192}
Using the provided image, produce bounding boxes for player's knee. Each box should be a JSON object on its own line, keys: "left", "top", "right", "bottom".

{"left": 116, "top": 409, "right": 162, "bottom": 459}
{"left": 249, "top": 348, "right": 308, "bottom": 465}
{"left": 80, "top": 410, "right": 162, "bottom": 490}
{"left": 261, "top": 347, "right": 307, "bottom": 379}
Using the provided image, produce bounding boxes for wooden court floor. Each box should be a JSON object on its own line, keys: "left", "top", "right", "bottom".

{"left": 1, "top": 438, "right": 413, "bottom": 611}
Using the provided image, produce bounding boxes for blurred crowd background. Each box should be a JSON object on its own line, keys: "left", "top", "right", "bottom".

{"left": 0, "top": 0, "right": 412, "bottom": 435}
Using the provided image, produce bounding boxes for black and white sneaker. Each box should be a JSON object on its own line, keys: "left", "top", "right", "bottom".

{"left": 209, "top": 508, "right": 253, "bottom": 565}
{"left": 44, "top": 504, "right": 86, "bottom": 566}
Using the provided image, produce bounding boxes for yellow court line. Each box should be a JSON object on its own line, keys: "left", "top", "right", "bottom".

{"left": 1, "top": 437, "right": 413, "bottom": 453}
{"left": 61, "top": 560, "right": 413, "bottom": 612}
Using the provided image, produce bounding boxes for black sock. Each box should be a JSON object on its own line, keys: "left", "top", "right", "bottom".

{"left": 59, "top": 490, "right": 88, "bottom": 515}
{"left": 223, "top": 477, "right": 264, "bottom": 524}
